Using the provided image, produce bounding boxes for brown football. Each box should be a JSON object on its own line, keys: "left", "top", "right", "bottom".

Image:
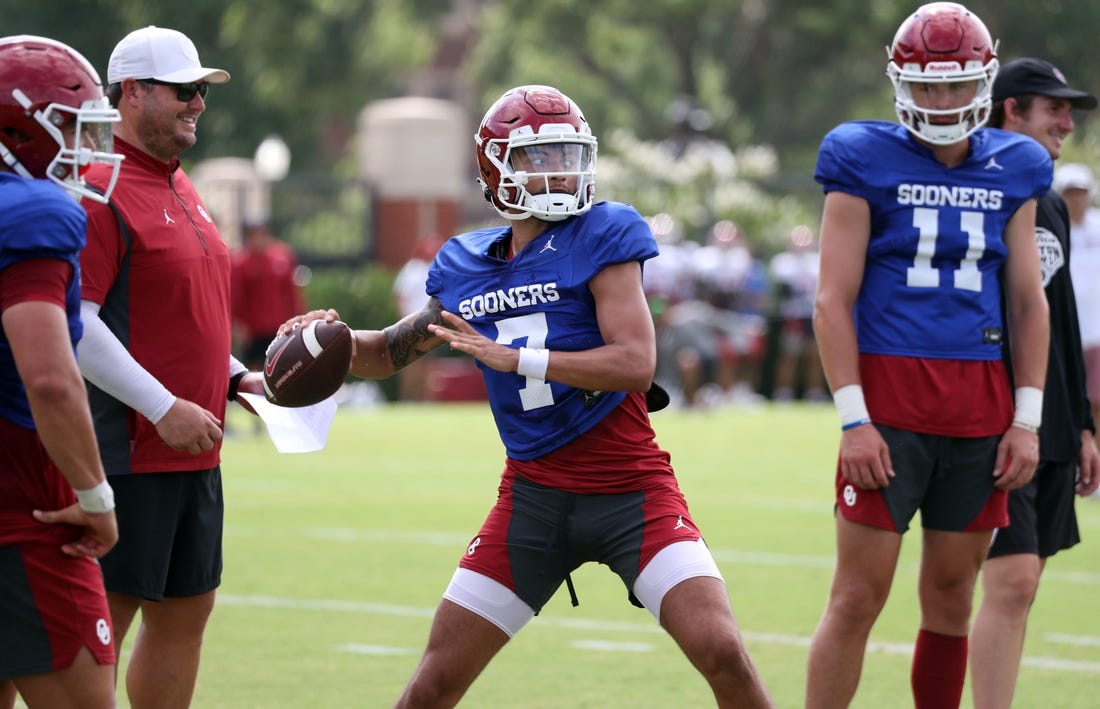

{"left": 262, "top": 320, "right": 353, "bottom": 407}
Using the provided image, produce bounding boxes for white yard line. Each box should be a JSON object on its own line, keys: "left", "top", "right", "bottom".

{"left": 218, "top": 593, "right": 1100, "bottom": 673}
{"left": 1045, "top": 633, "right": 1100, "bottom": 647}
{"left": 227, "top": 525, "right": 1100, "bottom": 586}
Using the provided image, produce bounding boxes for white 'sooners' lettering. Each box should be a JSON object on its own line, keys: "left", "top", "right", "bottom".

{"left": 897, "top": 184, "right": 1003, "bottom": 210}
{"left": 459, "top": 282, "right": 560, "bottom": 319}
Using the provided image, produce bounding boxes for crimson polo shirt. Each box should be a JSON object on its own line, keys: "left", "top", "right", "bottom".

{"left": 81, "top": 137, "right": 232, "bottom": 475}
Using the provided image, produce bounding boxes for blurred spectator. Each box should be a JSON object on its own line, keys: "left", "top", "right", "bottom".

{"left": 769, "top": 225, "right": 826, "bottom": 401}
{"left": 231, "top": 219, "right": 308, "bottom": 371}
{"left": 643, "top": 213, "right": 696, "bottom": 315}
{"left": 697, "top": 221, "right": 769, "bottom": 403}
{"left": 392, "top": 235, "right": 448, "bottom": 400}
{"left": 646, "top": 214, "right": 696, "bottom": 405}
{"left": 1055, "top": 163, "right": 1100, "bottom": 425}
{"left": 692, "top": 220, "right": 754, "bottom": 307}
{"left": 648, "top": 219, "right": 768, "bottom": 408}
{"left": 656, "top": 299, "right": 729, "bottom": 408}
{"left": 393, "top": 235, "right": 447, "bottom": 317}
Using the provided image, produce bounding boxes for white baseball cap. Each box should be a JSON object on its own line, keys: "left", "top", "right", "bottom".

{"left": 1054, "top": 163, "right": 1095, "bottom": 194}
{"left": 107, "top": 26, "right": 230, "bottom": 85}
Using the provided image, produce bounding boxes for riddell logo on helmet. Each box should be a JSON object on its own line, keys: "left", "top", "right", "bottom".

{"left": 924, "top": 61, "right": 963, "bottom": 72}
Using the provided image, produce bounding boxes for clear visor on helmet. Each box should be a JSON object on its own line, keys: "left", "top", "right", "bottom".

{"left": 507, "top": 142, "right": 594, "bottom": 176}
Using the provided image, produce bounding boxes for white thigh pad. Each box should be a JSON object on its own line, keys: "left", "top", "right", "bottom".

{"left": 442, "top": 568, "right": 535, "bottom": 638}
{"left": 633, "top": 539, "right": 724, "bottom": 621}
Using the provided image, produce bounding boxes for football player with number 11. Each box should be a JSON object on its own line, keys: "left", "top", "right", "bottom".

{"left": 805, "top": 4, "right": 1050, "bottom": 709}
{"left": 280, "top": 84, "right": 774, "bottom": 708}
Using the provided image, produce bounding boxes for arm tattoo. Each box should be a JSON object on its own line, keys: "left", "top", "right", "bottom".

{"left": 386, "top": 297, "right": 446, "bottom": 369}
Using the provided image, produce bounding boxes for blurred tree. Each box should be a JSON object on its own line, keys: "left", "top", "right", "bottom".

{"left": 467, "top": 0, "right": 1100, "bottom": 170}
{"left": 467, "top": 0, "right": 901, "bottom": 169}
{"left": 9, "top": 0, "right": 1100, "bottom": 233}
{"left": 10, "top": 0, "right": 450, "bottom": 170}
{"left": 218, "top": 0, "right": 449, "bottom": 168}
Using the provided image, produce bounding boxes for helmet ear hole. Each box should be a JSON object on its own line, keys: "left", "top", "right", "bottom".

{"left": 2, "top": 126, "right": 31, "bottom": 144}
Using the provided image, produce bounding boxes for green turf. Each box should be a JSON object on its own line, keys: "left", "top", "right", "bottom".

{"left": 119, "top": 402, "right": 1099, "bottom": 707}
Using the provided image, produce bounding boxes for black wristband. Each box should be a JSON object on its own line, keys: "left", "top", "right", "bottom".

{"left": 227, "top": 371, "right": 247, "bottom": 402}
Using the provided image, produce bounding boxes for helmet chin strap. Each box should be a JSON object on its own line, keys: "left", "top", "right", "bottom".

{"left": 912, "top": 106, "right": 983, "bottom": 145}
{"left": 912, "top": 116, "right": 967, "bottom": 145}
{"left": 526, "top": 192, "right": 578, "bottom": 222}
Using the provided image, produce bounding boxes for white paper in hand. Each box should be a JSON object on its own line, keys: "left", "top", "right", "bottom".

{"left": 237, "top": 392, "right": 337, "bottom": 453}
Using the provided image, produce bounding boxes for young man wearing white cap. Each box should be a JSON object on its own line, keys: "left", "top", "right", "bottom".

{"left": 971, "top": 57, "right": 1100, "bottom": 709}
{"left": 76, "top": 26, "right": 265, "bottom": 709}
{"left": 1055, "top": 162, "right": 1100, "bottom": 429}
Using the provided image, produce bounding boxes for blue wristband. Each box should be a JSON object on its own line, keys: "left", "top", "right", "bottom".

{"left": 841, "top": 418, "right": 872, "bottom": 431}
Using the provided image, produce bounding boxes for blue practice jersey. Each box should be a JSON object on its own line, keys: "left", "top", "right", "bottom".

{"left": 0, "top": 174, "right": 87, "bottom": 429}
{"left": 815, "top": 121, "right": 1051, "bottom": 361}
{"left": 427, "top": 201, "right": 658, "bottom": 460}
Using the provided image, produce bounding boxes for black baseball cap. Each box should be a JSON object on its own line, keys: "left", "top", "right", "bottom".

{"left": 992, "top": 58, "right": 1097, "bottom": 110}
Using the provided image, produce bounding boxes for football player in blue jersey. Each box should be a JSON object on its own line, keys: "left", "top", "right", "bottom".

{"left": 804, "top": 5, "right": 1051, "bottom": 709}
{"left": 282, "top": 85, "right": 774, "bottom": 707}
{"left": 0, "top": 35, "right": 124, "bottom": 709}
{"left": 970, "top": 57, "right": 1100, "bottom": 709}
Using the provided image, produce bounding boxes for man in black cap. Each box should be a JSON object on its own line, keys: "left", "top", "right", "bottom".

{"left": 971, "top": 57, "right": 1100, "bottom": 709}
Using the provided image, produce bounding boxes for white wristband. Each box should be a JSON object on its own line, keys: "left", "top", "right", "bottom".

{"left": 833, "top": 384, "right": 871, "bottom": 428}
{"left": 517, "top": 347, "right": 549, "bottom": 380}
{"left": 1013, "top": 386, "right": 1043, "bottom": 431}
{"left": 75, "top": 479, "right": 115, "bottom": 514}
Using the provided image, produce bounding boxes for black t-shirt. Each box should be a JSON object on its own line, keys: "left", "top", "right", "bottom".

{"left": 1026, "top": 189, "right": 1095, "bottom": 462}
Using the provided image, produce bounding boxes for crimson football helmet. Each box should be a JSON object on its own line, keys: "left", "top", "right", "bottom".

{"left": 475, "top": 85, "right": 597, "bottom": 222}
{"left": 0, "top": 35, "right": 123, "bottom": 202}
{"left": 886, "top": 2, "right": 999, "bottom": 145}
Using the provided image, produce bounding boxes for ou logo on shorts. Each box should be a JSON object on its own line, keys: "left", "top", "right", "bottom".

{"left": 467, "top": 537, "right": 481, "bottom": 556}
{"left": 96, "top": 617, "right": 111, "bottom": 645}
{"left": 843, "top": 484, "right": 858, "bottom": 507}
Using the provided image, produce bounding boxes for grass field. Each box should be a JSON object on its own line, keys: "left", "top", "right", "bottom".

{"left": 118, "top": 402, "right": 1099, "bottom": 707}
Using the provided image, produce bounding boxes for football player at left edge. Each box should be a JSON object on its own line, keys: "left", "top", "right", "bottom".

{"left": 0, "top": 35, "right": 121, "bottom": 709}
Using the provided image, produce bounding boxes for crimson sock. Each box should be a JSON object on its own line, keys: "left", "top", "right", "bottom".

{"left": 911, "top": 629, "right": 967, "bottom": 709}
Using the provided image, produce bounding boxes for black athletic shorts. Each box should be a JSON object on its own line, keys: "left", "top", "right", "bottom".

{"left": 836, "top": 425, "right": 1007, "bottom": 533}
{"left": 988, "top": 459, "right": 1081, "bottom": 559}
{"left": 459, "top": 474, "right": 701, "bottom": 613}
{"left": 99, "top": 467, "right": 223, "bottom": 600}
